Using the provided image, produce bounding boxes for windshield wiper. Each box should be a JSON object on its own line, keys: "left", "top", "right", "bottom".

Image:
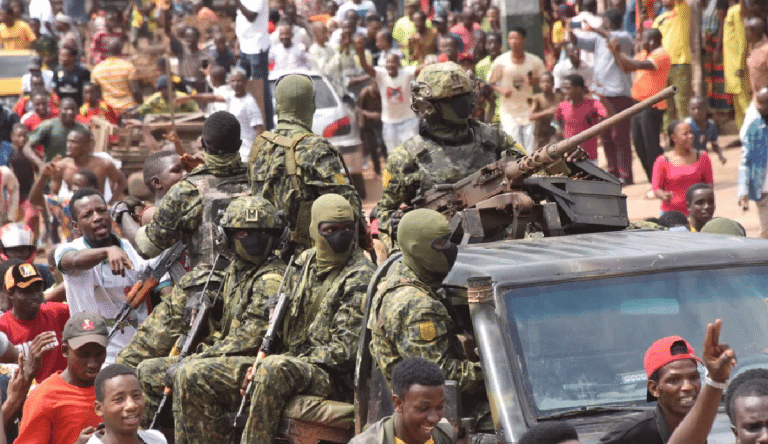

{"left": 538, "top": 405, "right": 653, "bottom": 421}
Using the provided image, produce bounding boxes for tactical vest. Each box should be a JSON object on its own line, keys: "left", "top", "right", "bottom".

{"left": 404, "top": 122, "right": 508, "bottom": 191}
{"left": 184, "top": 171, "right": 250, "bottom": 270}
{"left": 249, "top": 130, "right": 314, "bottom": 248}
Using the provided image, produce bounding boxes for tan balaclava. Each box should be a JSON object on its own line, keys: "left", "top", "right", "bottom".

{"left": 274, "top": 74, "right": 316, "bottom": 129}
{"left": 397, "top": 209, "right": 458, "bottom": 288}
{"left": 310, "top": 194, "right": 356, "bottom": 272}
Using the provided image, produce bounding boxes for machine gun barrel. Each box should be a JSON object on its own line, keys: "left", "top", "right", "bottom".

{"left": 505, "top": 85, "right": 678, "bottom": 183}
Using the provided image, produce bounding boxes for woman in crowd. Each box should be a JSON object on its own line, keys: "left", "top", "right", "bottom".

{"left": 652, "top": 120, "right": 714, "bottom": 215}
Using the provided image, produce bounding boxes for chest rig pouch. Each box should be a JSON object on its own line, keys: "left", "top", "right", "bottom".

{"left": 184, "top": 171, "right": 250, "bottom": 269}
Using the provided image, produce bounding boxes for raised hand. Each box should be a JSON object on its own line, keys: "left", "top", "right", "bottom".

{"left": 702, "top": 319, "right": 736, "bottom": 384}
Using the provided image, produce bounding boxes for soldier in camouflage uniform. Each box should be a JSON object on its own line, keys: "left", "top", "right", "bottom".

{"left": 369, "top": 208, "right": 484, "bottom": 395}
{"left": 235, "top": 193, "right": 375, "bottom": 444}
{"left": 249, "top": 74, "right": 362, "bottom": 255}
{"left": 377, "top": 62, "right": 527, "bottom": 250}
{"left": 136, "top": 196, "right": 286, "bottom": 439}
{"left": 118, "top": 111, "right": 250, "bottom": 369}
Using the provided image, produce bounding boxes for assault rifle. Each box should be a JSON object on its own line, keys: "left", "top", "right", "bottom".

{"left": 232, "top": 255, "right": 301, "bottom": 429}
{"left": 412, "top": 86, "right": 678, "bottom": 243}
{"left": 149, "top": 252, "right": 225, "bottom": 429}
{"left": 108, "top": 241, "right": 185, "bottom": 344}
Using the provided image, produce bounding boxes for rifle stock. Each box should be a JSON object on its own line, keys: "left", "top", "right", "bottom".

{"left": 149, "top": 252, "right": 223, "bottom": 429}
{"left": 233, "top": 256, "right": 299, "bottom": 428}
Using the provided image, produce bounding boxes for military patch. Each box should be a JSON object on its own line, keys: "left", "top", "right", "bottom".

{"left": 419, "top": 321, "right": 436, "bottom": 341}
{"left": 382, "top": 169, "right": 391, "bottom": 188}
{"left": 333, "top": 173, "right": 346, "bottom": 185}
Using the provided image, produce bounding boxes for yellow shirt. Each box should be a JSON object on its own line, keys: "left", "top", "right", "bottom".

{"left": 652, "top": 0, "right": 691, "bottom": 65}
{"left": 552, "top": 21, "right": 566, "bottom": 46}
{"left": 0, "top": 21, "right": 36, "bottom": 50}
{"left": 722, "top": 4, "right": 746, "bottom": 94}
{"left": 395, "top": 435, "right": 435, "bottom": 444}
{"left": 92, "top": 56, "right": 140, "bottom": 112}
{"left": 131, "top": 0, "right": 158, "bottom": 30}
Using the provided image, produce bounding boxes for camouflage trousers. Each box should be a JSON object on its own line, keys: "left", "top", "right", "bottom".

{"left": 174, "top": 356, "right": 253, "bottom": 444}
{"left": 136, "top": 355, "right": 179, "bottom": 428}
{"left": 117, "top": 283, "right": 188, "bottom": 369}
{"left": 242, "top": 355, "right": 332, "bottom": 444}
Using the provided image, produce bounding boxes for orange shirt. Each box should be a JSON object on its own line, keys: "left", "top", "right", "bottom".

{"left": 17, "top": 372, "right": 101, "bottom": 444}
{"left": 631, "top": 47, "right": 671, "bottom": 110}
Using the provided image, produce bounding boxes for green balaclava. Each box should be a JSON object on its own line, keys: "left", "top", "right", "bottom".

{"left": 398, "top": 209, "right": 459, "bottom": 288}
{"left": 274, "top": 74, "right": 316, "bottom": 129}
{"left": 310, "top": 194, "right": 356, "bottom": 273}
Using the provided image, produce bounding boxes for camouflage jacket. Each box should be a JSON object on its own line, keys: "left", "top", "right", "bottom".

{"left": 280, "top": 247, "right": 374, "bottom": 391}
{"left": 377, "top": 120, "right": 526, "bottom": 249}
{"left": 248, "top": 122, "right": 362, "bottom": 249}
{"left": 368, "top": 261, "right": 484, "bottom": 393}
{"left": 194, "top": 257, "right": 286, "bottom": 359}
{"left": 138, "top": 158, "right": 248, "bottom": 261}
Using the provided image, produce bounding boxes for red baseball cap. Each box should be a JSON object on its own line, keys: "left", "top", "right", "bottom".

{"left": 644, "top": 336, "right": 702, "bottom": 401}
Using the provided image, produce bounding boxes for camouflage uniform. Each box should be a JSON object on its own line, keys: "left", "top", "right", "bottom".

{"left": 135, "top": 257, "right": 285, "bottom": 429}
{"left": 249, "top": 74, "right": 362, "bottom": 252}
{"left": 240, "top": 246, "right": 375, "bottom": 444}
{"left": 369, "top": 261, "right": 484, "bottom": 394}
{"left": 376, "top": 62, "right": 527, "bottom": 249}
{"left": 120, "top": 155, "right": 249, "bottom": 367}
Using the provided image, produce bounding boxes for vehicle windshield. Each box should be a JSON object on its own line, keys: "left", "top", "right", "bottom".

{"left": 269, "top": 75, "right": 337, "bottom": 109}
{"left": 503, "top": 265, "right": 768, "bottom": 417}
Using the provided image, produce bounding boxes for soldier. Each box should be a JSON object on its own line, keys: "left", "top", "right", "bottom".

{"left": 248, "top": 74, "right": 362, "bottom": 256}
{"left": 118, "top": 111, "right": 250, "bottom": 369}
{"left": 135, "top": 195, "right": 286, "bottom": 436}
{"left": 369, "top": 208, "right": 484, "bottom": 396}
{"left": 237, "top": 193, "right": 375, "bottom": 444}
{"left": 376, "top": 61, "right": 528, "bottom": 250}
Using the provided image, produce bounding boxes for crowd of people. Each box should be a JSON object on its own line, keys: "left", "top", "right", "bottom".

{"left": 0, "top": 0, "right": 763, "bottom": 443}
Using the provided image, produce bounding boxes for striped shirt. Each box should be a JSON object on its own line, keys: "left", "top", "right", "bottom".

{"left": 92, "top": 56, "right": 139, "bottom": 112}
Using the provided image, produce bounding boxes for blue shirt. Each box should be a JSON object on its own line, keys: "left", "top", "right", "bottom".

{"left": 576, "top": 30, "right": 633, "bottom": 97}
{"left": 737, "top": 113, "right": 768, "bottom": 201}
{"left": 685, "top": 116, "right": 718, "bottom": 152}
{"left": 0, "top": 141, "right": 12, "bottom": 166}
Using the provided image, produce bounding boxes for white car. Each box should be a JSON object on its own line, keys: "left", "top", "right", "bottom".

{"left": 268, "top": 70, "right": 366, "bottom": 199}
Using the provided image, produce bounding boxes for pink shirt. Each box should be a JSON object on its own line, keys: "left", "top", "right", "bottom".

{"left": 652, "top": 151, "right": 714, "bottom": 214}
{"left": 449, "top": 22, "right": 481, "bottom": 57}
{"left": 554, "top": 98, "right": 608, "bottom": 159}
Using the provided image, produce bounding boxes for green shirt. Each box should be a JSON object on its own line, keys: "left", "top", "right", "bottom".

{"left": 28, "top": 119, "right": 89, "bottom": 162}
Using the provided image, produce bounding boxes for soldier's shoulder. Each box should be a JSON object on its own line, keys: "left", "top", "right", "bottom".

{"left": 388, "top": 135, "right": 429, "bottom": 165}
{"left": 161, "top": 176, "right": 200, "bottom": 201}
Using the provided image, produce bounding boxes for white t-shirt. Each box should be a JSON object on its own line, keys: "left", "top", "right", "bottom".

{"left": 224, "top": 92, "right": 264, "bottom": 162}
{"left": 269, "top": 25, "right": 312, "bottom": 50}
{"left": 87, "top": 430, "right": 167, "bottom": 444}
{"left": 552, "top": 58, "right": 594, "bottom": 91}
{"left": 270, "top": 43, "right": 310, "bottom": 71}
{"left": 54, "top": 236, "right": 151, "bottom": 364}
{"left": 335, "top": 0, "right": 377, "bottom": 22}
{"left": 22, "top": 70, "right": 54, "bottom": 93}
{"left": 29, "top": 0, "right": 55, "bottom": 36}
{"left": 206, "top": 84, "right": 233, "bottom": 116}
{"left": 490, "top": 51, "right": 546, "bottom": 127}
{"left": 236, "top": 0, "right": 270, "bottom": 54}
{"left": 374, "top": 66, "right": 417, "bottom": 124}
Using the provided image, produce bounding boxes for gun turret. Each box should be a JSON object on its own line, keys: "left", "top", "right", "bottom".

{"left": 413, "top": 86, "right": 678, "bottom": 243}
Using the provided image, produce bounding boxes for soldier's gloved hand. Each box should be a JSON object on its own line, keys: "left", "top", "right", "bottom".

{"left": 164, "top": 360, "right": 183, "bottom": 388}
{"left": 389, "top": 204, "right": 410, "bottom": 240}
{"left": 110, "top": 201, "right": 131, "bottom": 224}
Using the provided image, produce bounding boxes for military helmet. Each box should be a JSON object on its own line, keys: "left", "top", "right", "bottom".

{"left": 220, "top": 196, "right": 283, "bottom": 230}
{"left": 411, "top": 62, "right": 474, "bottom": 101}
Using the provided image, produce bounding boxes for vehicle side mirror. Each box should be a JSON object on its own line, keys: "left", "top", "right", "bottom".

{"left": 342, "top": 93, "right": 355, "bottom": 105}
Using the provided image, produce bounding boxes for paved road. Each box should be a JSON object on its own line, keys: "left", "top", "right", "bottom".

{"left": 361, "top": 134, "right": 761, "bottom": 238}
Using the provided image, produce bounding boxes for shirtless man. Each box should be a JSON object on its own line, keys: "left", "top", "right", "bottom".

{"left": 49, "top": 127, "right": 126, "bottom": 204}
